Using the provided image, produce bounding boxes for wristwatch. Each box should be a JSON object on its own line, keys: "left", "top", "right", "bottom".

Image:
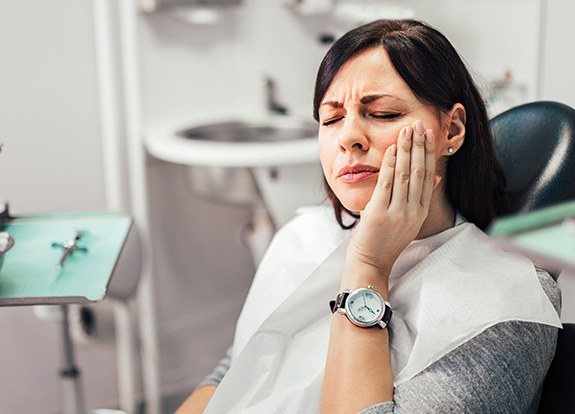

{"left": 329, "top": 285, "right": 392, "bottom": 329}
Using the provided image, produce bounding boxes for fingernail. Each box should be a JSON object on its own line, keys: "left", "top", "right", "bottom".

{"left": 425, "top": 129, "right": 434, "bottom": 143}
{"left": 390, "top": 144, "right": 397, "bottom": 156}
{"left": 414, "top": 120, "right": 424, "bottom": 135}
{"left": 434, "top": 175, "right": 442, "bottom": 189}
{"left": 405, "top": 126, "right": 413, "bottom": 141}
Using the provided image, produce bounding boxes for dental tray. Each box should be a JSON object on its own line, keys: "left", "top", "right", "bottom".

{"left": 487, "top": 200, "right": 575, "bottom": 276}
{"left": 0, "top": 211, "right": 131, "bottom": 306}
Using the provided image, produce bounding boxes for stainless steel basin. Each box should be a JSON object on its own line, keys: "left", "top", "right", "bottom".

{"left": 186, "top": 165, "right": 262, "bottom": 206}
{"left": 178, "top": 117, "right": 319, "bottom": 207}
{"left": 177, "top": 119, "right": 318, "bottom": 143}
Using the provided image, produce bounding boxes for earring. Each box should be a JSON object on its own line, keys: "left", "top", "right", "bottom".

{"left": 447, "top": 147, "right": 454, "bottom": 154}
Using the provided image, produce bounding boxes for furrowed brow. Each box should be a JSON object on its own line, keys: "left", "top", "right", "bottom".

{"left": 360, "top": 94, "right": 403, "bottom": 104}
{"left": 320, "top": 100, "right": 343, "bottom": 109}
{"left": 320, "top": 94, "right": 403, "bottom": 108}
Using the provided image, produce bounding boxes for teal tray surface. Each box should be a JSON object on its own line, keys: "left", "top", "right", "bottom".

{"left": 487, "top": 200, "right": 575, "bottom": 272}
{"left": 0, "top": 212, "right": 132, "bottom": 306}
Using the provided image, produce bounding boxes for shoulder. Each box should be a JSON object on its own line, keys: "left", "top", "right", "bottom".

{"left": 393, "top": 268, "right": 560, "bottom": 413}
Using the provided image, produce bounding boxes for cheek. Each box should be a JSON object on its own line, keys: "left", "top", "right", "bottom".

{"left": 367, "top": 122, "right": 404, "bottom": 150}
{"left": 368, "top": 136, "right": 397, "bottom": 162}
{"left": 317, "top": 137, "right": 335, "bottom": 177}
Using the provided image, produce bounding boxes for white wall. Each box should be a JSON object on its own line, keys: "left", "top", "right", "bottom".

{"left": 0, "top": 0, "right": 106, "bottom": 214}
{"left": 541, "top": 0, "right": 575, "bottom": 108}
{"left": 0, "top": 1, "right": 118, "bottom": 413}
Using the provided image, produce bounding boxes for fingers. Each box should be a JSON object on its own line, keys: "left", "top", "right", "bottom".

{"left": 420, "top": 129, "right": 437, "bottom": 209}
{"left": 407, "top": 120, "right": 426, "bottom": 206}
{"left": 390, "top": 120, "right": 437, "bottom": 210}
{"left": 372, "top": 140, "right": 397, "bottom": 208}
{"left": 389, "top": 125, "right": 413, "bottom": 208}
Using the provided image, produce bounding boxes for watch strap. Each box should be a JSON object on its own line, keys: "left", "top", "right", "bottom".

{"left": 329, "top": 291, "right": 350, "bottom": 313}
{"left": 381, "top": 300, "right": 393, "bottom": 327}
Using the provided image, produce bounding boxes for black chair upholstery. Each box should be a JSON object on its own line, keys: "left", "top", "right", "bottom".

{"left": 490, "top": 101, "right": 575, "bottom": 216}
{"left": 489, "top": 101, "right": 575, "bottom": 414}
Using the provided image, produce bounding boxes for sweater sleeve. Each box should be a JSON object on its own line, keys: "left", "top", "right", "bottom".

{"left": 359, "top": 268, "right": 561, "bottom": 414}
{"left": 193, "top": 344, "right": 233, "bottom": 391}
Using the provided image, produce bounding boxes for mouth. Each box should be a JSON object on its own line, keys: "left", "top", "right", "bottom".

{"left": 338, "top": 170, "right": 379, "bottom": 183}
{"left": 337, "top": 165, "right": 380, "bottom": 183}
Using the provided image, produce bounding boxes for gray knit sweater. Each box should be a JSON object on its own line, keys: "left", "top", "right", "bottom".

{"left": 196, "top": 268, "right": 560, "bottom": 413}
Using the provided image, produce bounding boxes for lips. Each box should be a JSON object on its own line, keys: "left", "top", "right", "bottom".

{"left": 337, "top": 164, "right": 379, "bottom": 183}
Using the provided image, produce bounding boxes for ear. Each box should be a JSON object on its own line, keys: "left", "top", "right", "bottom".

{"left": 443, "top": 103, "right": 466, "bottom": 156}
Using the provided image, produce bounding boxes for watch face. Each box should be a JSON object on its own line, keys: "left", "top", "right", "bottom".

{"left": 346, "top": 288, "right": 384, "bottom": 327}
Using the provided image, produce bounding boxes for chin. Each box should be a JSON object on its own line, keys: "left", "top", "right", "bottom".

{"left": 334, "top": 186, "right": 374, "bottom": 213}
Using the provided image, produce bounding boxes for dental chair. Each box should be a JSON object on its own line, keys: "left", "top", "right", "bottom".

{"left": 489, "top": 101, "right": 575, "bottom": 413}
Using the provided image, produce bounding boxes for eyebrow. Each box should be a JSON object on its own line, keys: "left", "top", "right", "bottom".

{"left": 320, "top": 94, "right": 404, "bottom": 108}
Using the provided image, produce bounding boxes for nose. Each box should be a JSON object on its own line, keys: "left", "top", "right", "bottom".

{"left": 338, "top": 114, "right": 369, "bottom": 153}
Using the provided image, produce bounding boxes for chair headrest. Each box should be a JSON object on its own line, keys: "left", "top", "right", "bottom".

{"left": 490, "top": 101, "right": 575, "bottom": 215}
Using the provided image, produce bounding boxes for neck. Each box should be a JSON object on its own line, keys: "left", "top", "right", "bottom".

{"left": 415, "top": 188, "right": 456, "bottom": 240}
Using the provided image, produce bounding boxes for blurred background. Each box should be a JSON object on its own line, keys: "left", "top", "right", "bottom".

{"left": 0, "top": 0, "right": 574, "bottom": 413}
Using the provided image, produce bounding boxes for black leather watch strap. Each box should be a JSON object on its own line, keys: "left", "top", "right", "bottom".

{"left": 381, "top": 303, "right": 393, "bottom": 326}
{"left": 329, "top": 291, "right": 350, "bottom": 313}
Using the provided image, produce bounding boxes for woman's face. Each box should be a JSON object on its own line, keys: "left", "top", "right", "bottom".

{"left": 317, "top": 46, "right": 447, "bottom": 213}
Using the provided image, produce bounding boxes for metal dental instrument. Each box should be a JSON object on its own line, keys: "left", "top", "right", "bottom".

{"left": 50, "top": 231, "right": 88, "bottom": 280}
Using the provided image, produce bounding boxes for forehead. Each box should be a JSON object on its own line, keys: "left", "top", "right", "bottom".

{"left": 322, "top": 46, "right": 413, "bottom": 103}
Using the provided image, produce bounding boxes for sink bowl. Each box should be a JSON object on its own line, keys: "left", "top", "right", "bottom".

{"left": 144, "top": 115, "right": 323, "bottom": 220}
{"left": 145, "top": 115, "right": 320, "bottom": 168}
{"left": 178, "top": 119, "right": 318, "bottom": 143}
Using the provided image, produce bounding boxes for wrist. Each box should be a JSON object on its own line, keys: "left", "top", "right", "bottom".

{"left": 345, "top": 247, "right": 394, "bottom": 275}
{"left": 340, "top": 259, "right": 390, "bottom": 297}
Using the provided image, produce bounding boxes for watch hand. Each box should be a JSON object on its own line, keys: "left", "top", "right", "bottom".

{"left": 363, "top": 294, "right": 367, "bottom": 306}
{"left": 365, "top": 306, "right": 376, "bottom": 315}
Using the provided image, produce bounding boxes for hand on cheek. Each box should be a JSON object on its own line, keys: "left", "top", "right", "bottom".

{"left": 344, "top": 119, "right": 442, "bottom": 280}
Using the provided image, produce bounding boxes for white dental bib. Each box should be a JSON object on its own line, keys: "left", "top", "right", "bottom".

{"left": 204, "top": 205, "right": 562, "bottom": 414}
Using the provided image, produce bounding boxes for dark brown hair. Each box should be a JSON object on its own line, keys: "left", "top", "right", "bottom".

{"left": 313, "top": 19, "right": 509, "bottom": 231}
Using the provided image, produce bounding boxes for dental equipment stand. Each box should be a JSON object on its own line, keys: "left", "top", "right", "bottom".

{"left": 0, "top": 210, "right": 132, "bottom": 414}
{"left": 59, "top": 303, "right": 123, "bottom": 414}
{"left": 51, "top": 231, "right": 103, "bottom": 414}
{"left": 59, "top": 304, "right": 86, "bottom": 414}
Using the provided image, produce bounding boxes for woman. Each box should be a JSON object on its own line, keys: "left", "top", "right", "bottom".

{"left": 178, "top": 19, "right": 561, "bottom": 414}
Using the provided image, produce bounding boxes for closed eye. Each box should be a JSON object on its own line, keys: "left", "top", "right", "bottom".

{"left": 322, "top": 113, "right": 402, "bottom": 126}
{"left": 322, "top": 117, "right": 343, "bottom": 126}
{"left": 371, "top": 113, "right": 402, "bottom": 120}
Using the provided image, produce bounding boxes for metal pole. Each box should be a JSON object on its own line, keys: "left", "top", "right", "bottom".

{"left": 59, "top": 304, "right": 86, "bottom": 414}
{"left": 113, "top": 300, "right": 137, "bottom": 413}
